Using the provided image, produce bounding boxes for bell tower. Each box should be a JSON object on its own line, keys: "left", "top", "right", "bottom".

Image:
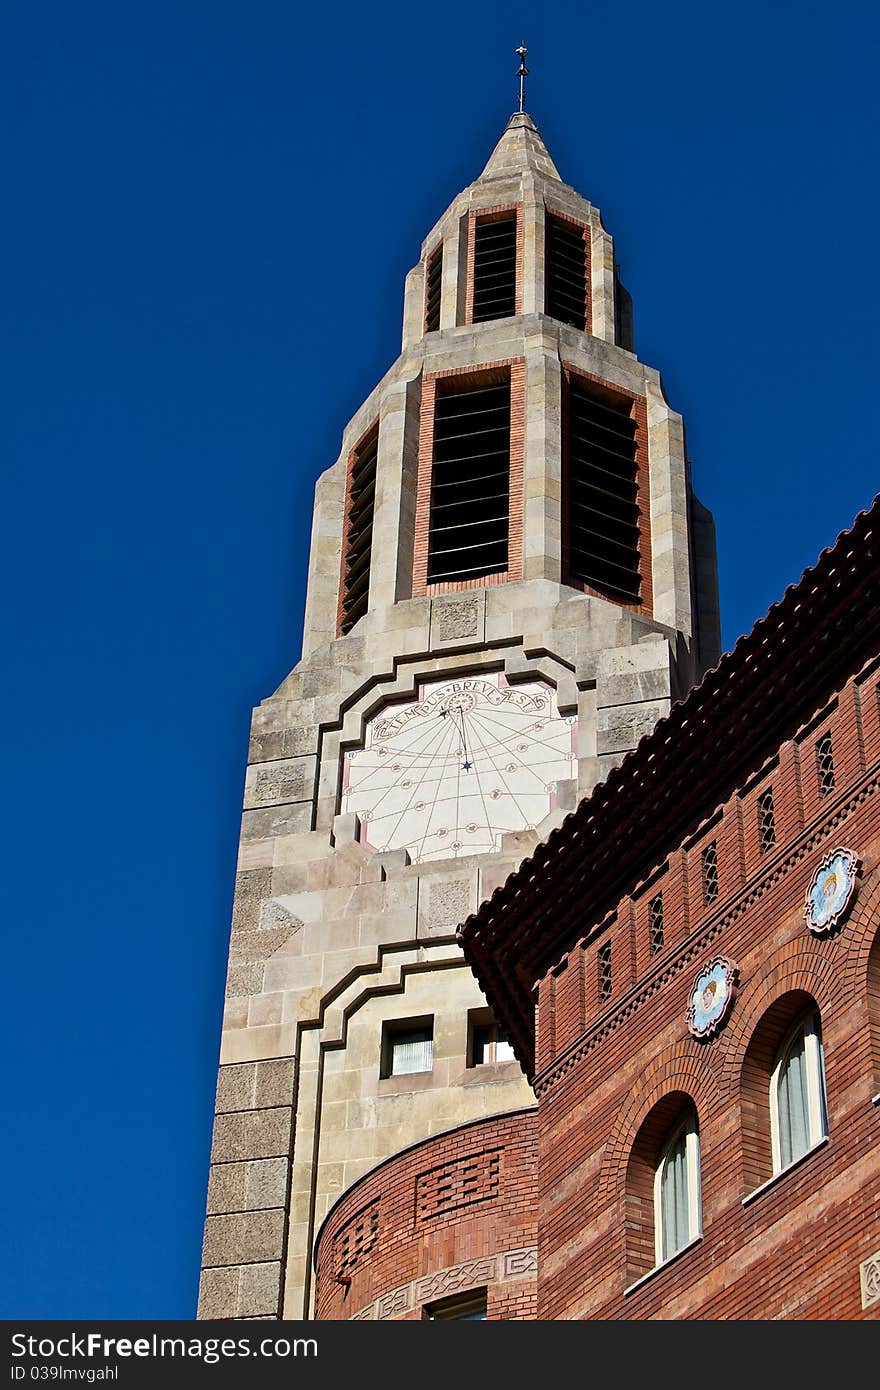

{"left": 198, "top": 103, "right": 720, "bottom": 1321}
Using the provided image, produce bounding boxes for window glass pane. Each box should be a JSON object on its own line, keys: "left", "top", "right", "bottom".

{"left": 777, "top": 1023, "right": 810, "bottom": 1168}
{"left": 472, "top": 1021, "right": 515, "bottom": 1065}
{"left": 426, "top": 1292, "right": 487, "bottom": 1319}
{"left": 660, "top": 1127, "right": 690, "bottom": 1260}
{"left": 391, "top": 1029, "right": 433, "bottom": 1075}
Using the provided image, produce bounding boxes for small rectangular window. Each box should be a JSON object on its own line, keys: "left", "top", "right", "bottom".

{"left": 648, "top": 894, "right": 664, "bottom": 954}
{"left": 425, "top": 244, "right": 443, "bottom": 333}
{"left": 816, "top": 734, "right": 835, "bottom": 797}
{"left": 469, "top": 1013, "right": 515, "bottom": 1066}
{"left": 757, "top": 788, "right": 776, "bottom": 853}
{"left": 598, "top": 942, "right": 612, "bottom": 1001}
{"left": 701, "top": 841, "right": 719, "bottom": 905}
{"left": 381, "top": 1018, "right": 434, "bottom": 1078}
{"left": 424, "top": 1290, "right": 487, "bottom": 1319}
{"left": 472, "top": 214, "right": 517, "bottom": 323}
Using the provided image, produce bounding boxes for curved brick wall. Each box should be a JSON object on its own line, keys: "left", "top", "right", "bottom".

{"left": 313, "top": 1108, "right": 538, "bottom": 1320}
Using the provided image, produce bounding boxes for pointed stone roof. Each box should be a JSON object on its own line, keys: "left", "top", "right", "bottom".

{"left": 479, "top": 111, "right": 562, "bottom": 183}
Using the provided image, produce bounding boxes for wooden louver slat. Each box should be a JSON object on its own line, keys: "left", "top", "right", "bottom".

{"left": 564, "top": 380, "right": 641, "bottom": 602}
{"left": 340, "top": 428, "right": 379, "bottom": 634}
{"left": 427, "top": 383, "right": 510, "bottom": 584}
{"left": 546, "top": 216, "right": 588, "bottom": 331}
{"left": 425, "top": 245, "right": 442, "bottom": 333}
{"left": 472, "top": 216, "right": 517, "bottom": 323}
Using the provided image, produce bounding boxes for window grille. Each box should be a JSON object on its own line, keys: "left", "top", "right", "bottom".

{"left": 598, "top": 942, "right": 612, "bottom": 1001}
{"left": 427, "top": 380, "right": 510, "bottom": 584}
{"left": 757, "top": 788, "right": 776, "bottom": 853}
{"left": 339, "top": 427, "right": 379, "bottom": 634}
{"left": 564, "top": 379, "right": 641, "bottom": 602}
{"left": 545, "top": 215, "right": 588, "bottom": 330}
{"left": 382, "top": 1021, "right": 433, "bottom": 1078}
{"left": 701, "top": 841, "right": 719, "bottom": 905}
{"left": 424, "top": 245, "right": 442, "bottom": 332}
{"left": 648, "top": 894, "right": 664, "bottom": 954}
{"left": 816, "top": 733, "right": 835, "bottom": 797}
{"left": 472, "top": 215, "right": 517, "bottom": 322}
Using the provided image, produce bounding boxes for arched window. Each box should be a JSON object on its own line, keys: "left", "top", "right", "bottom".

{"left": 770, "top": 1009, "right": 827, "bottom": 1173}
{"left": 654, "top": 1113, "right": 701, "bottom": 1264}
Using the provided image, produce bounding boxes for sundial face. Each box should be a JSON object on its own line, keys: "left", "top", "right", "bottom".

{"left": 342, "top": 672, "right": 578, "bottom": 863}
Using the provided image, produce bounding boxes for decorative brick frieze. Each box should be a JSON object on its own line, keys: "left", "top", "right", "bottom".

{"left": 415, "top": 1149, "right": 501, "bottom": 1224}
{"left": 333, "top": 1200, "right": 380, "bottom": 1282}
{"left": 350, "top": 1247, "right": 537, "bottom": 1322}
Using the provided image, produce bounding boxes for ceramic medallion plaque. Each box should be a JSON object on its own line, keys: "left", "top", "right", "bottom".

{"left": 804, "top": 847, "right": 860, "bottom": 935}
{"left": 686, "top": 956, "right": 738, "bottom": 1039}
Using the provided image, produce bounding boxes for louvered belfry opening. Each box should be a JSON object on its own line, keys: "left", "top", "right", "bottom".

{"left": 545, "top": 215, "right": 588, "bottom": 331}
{"left": 424, "top": 245, "right": 442, "bottom": 333}
{"left": 563, "top": 376, "right": 642, "bottom": 603}
{"left": 426, "top": 376, "right": 510, "bottom": 585}
{"left": 339, "top": 426, "right": 379, "bottom": 634}
{"left": 471, "top": 214, "right": 517, "bottom": 323}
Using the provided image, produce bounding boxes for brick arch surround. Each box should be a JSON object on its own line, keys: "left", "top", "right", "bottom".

{"left": 737, "top": 988, "right": 822, "bottom": 1194}
{"left": 840, "top": 856, "right": 880, "bottom": 999}
{"left": 597, "top": 1046, "right": 719, "bottom": 1211}
{"left": 720, "top": 943, "right": 841, "bottom": 1099}
{"left": 624, "top": 1090, "right": 700, "bottom": 1285}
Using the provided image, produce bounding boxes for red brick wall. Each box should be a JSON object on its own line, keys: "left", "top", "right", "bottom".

{"left": 534, "top": 653, "right": 880, "bottom": 1318}
{"left": 313, "top": 1109, "right": 538, "bottom": 1320}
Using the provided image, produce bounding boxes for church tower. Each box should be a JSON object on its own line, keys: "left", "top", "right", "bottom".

{"left": 198, "top": 102, "right": 721, "bottom": 1320}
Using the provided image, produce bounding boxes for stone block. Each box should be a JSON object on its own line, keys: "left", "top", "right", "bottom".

{"left": 246, "top": 1158, "right": 288, "bottom": 1210}
{"left": 243, "top": 756, "right": 317, "bottom": 810}
{"left": 240, "top": 803, "right": 312, "bottom": 841}
{"left": 211, "top": 1107, "right": 291, "bottom": 1164}
{"left": 238, "top": 1262, "right": 281, "bottom": 1317}
{"left": 231, "top": 868, "right": 273, "bottom": 932}
{"left": 596, "top": 700, "right": 669, "bottom": 756}
{"left": 216, "top": 1062, "right": 257, "bottom": 1113}
{"left": 254, "top": 1057, "right": 295, "bottom": 1109}
{"left": 429, "top": 593, "right": 486, "bottom": 648}
{"left": 206, "top": 1162, "right": 248, "bottom": 1216}
{"left": 225, "top": 961, "right": 264, "bottom": 999}
{"left": 202, "top": 1209, "right": 285, "bottom": 1267}
{"left": 197, "top": 1266, "right": 238, "bottom": 1319}
{"left": 418, "top": 875, "right": 476, "bottom": 939}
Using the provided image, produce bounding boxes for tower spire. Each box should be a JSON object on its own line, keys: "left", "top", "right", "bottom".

{"left": 516, "top": 43, "right": 529, "bottom": 113}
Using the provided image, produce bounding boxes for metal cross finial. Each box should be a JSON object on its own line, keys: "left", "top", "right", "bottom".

{"left": 516, "top": 44, "right": 529, "bottom": 113}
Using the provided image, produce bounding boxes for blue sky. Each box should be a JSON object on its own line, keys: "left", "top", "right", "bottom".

{"left": 2, "top": 1, "right": 877, "bottom": 1317}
